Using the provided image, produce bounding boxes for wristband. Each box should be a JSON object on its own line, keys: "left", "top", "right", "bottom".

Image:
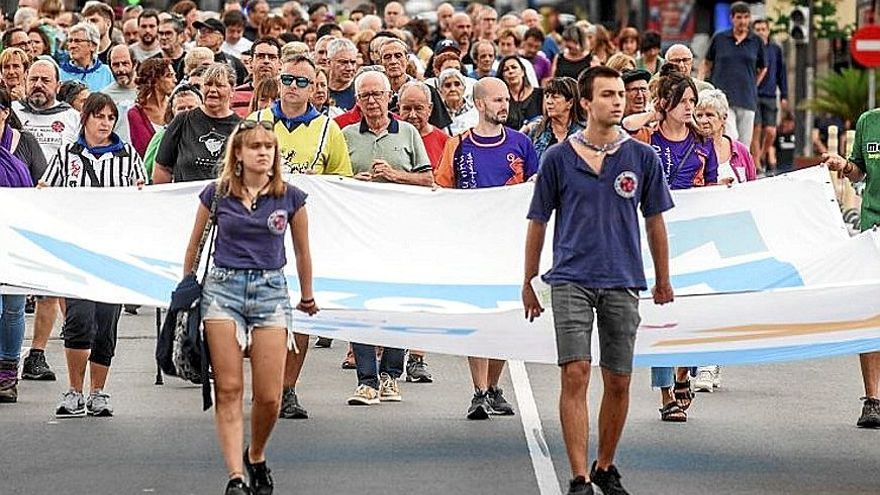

{"left": 300, "top": 298, "right": 315, "bottom": 304}
{"left": 843, "top": 162, "right": 854, "bottom": 175}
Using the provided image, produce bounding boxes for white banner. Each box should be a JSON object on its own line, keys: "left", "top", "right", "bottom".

{"left": 2, "top": 166, "right": 879, "bottom": 366}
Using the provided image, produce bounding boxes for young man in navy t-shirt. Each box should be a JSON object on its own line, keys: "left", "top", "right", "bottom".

{"left": 523, "top": 66, "right": 675, "bottom": 495}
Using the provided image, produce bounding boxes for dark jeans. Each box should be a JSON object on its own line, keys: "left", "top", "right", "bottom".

{"left": 62, "top": 299, "right": 121, "bottom": 367}
{"left": 352, "top": 343, "right": 405, "bottom": 389}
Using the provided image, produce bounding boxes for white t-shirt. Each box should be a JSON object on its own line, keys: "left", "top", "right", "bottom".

{"left": 222, "top": 38, "right": 254, "bottom": 60}
{"left": 12, "top": 101, "right": 81, "bottom": 162}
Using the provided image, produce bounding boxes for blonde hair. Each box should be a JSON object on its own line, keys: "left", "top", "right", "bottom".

{"left": 0, "top": 47, "right": 31, "bottom": 70}
{"left": 217, "top": 124, "right": 286, "bottom": 199}
{"left": 605, "top": 53, "right": 635, "bottom": 72}
{"left": 184, "top": 47, "right": 215, "bottom": 75}
{"left": 281, "top": 41, "right": 310, "bottom": 59}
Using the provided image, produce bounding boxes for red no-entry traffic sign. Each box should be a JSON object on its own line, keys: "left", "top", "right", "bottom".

{"left": 851, "top": 25, "right": 880, "bottom": 68}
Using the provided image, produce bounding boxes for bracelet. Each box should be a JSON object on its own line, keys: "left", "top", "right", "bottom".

{"left": 300, "top": 298, "right": 315, "bottom": 304}
{"left": 843, "top": 162, "right": 854, "bottom": 175}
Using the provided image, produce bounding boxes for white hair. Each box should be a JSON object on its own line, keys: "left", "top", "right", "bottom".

{"left": 696, "top": 89, "right": 730, "bottom": 118}
{"left": 354, "top": 70, "right": 391, "bottom": 93}
{"left": 69, "top": 23, "right": 101, "bottom": 48}
{"left": 399, "top": 80, "right": 431, "bottom": 102}
{"left": 380, "top": 38, "right": 409, "bottom": 55}
{"left": 358, "top": 14, "right": 382, "bottom": 32}
{"left": 326, "top": 37, "right": 357, "bottom": 60}
{"left": 437, "top": 67, "right": 465, "bottom": 87}
{"left": 14, "top": 7, "right": 39, "bottom": 29}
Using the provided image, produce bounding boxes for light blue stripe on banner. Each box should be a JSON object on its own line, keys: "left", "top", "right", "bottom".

{"left": 633, "top": 337, "right": 880, "bottom": 367}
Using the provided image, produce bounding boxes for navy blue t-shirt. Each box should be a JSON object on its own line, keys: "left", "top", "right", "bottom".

{"left": 706, "top": 30, "right": 766, "bottom": 110}
{"left": 199, "top": 182, "right": 307, "bottom": 270}
{"left": 330, "top": 85, "right": 356, "bottom": 111}
{"left": 527, "top": 137, "right": 674, "bottom": 289}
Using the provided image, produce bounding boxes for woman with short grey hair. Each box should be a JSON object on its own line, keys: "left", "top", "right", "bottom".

{"left": 695, "top": 89, "right": 757, "bottom": 185}
{"left": 437, "top": 68, "right": 478, "bottom": 136}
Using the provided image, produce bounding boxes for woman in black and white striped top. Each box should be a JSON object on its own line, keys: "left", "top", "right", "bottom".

{"left": 40, "top": 92, "right": 146, "bottom": 188}
{"left": 39, "top": 92, "right": 146, "bottom": 419}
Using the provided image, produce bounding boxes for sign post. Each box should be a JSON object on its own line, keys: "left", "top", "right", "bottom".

{"left": 850, "top": 25, "right": 880, "bottom": 110}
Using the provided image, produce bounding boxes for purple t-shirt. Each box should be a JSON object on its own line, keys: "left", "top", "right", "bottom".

{"left": 199, "top": 182, "right": 307, "bottom": 270}
{"left": 527, "top": 53, "right": 552, "bottom": 82}
{"left": 527, "top": 138, "right": 674, "bottom": 289}
{"left": 452, "top": 128, "right": 539, "bottom": 189}
{"left": 649, "top": 130, "right": 718, "bottom": 190}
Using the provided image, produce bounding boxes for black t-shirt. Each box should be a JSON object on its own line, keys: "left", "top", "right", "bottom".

{"left": 775, "top": 131, "right": 796, "bottom": 171}
{"left": 506, "top": 87, "right": 544, "bottom": 130}
{"left": 152, "top": 51, "right": 186, "bottom": 82}
{"left": 215, "top": 52, "right": 249, "bottom": 86}
{"left": 156, "top": 108, "right": 242, "bottom": 182}
{"left": 554, "top": 54, "right": 592, "bottom": 80}
{"left": 14, "top": 130, "right": 48, "bottom": 186}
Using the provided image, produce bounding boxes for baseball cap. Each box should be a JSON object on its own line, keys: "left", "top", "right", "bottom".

{"left": 621, "top": 69, "right": 651, "bottom": 85}
{"left": 194, "top": 19, "right": 226, "bottom": 36}
{"left": 434, "top": 39, "right": 460, "bottom": 55}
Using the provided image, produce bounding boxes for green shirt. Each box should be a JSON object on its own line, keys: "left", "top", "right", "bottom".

{"left": 848, "top": 109, "right": 880, "bottom": 231}
{"left": 143, "top": 128, "right": 164, "bottom": 183}
{"left": 342, "top": 116, "right": 431, "bottom": 176}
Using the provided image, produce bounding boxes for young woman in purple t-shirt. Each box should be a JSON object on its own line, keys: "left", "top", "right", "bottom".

{"left": 184, "top": 121, "right": 318, "bottom": 495}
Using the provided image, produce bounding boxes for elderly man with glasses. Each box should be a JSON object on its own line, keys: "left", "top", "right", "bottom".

{"left": 59, "top": 23, "right": 114, "bottom": 92}
{"left": 327, "top": 38, "right": 359, "bottom": 111}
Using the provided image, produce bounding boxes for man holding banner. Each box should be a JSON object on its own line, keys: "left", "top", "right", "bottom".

{"left": 523, "top": 66, "right": 674, "bottom": 495}
{"left": 822, "top": 109, "right": 880, "bottom": 429}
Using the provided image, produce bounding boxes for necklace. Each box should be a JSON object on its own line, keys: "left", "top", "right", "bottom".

{"left": 243, "top": 182, "right": 270, "bottom": 211}
{"left": 571, "top": 129, "right": 626, "bottom": 154}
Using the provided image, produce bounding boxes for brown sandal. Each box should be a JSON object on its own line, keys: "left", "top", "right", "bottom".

{"left": 659, "top": 402, "right": 687, "bottom": 422}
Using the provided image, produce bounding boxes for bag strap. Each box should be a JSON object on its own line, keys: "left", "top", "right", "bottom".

{"left": 309, "top": 116, "right": 332, "bottom": 170}
{"left": 73, "top": 150, "right": 104, "bottom": 187}
{"left": 191, "top": 185, "right": 221, "bottom": 278}
{"left": 668, "top": 138, "right": 697, "bottom": 185}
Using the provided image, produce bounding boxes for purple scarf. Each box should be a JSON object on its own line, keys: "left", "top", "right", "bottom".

{"left": 0, "top": 125, "right": 33, "bottom": 188}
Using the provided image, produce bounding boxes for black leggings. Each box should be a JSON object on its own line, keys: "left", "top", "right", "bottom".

{"left": 62, "top": 299, "right": 121, "bottom": 367}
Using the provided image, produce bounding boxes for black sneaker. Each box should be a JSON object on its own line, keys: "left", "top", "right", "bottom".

{"left": 21, "top": 350, "right": 55, "bottom": 381}
{"left": 314, "top": 337, "right": 333, "bottom": 348}
{"left": 123, "top": 305, "right": 140, "bottom": 315}
{"left": 24, "top": 296, "right": 35, "bottom": 315}
{"left": 857, "top": 397, "right": 880, "bottom": 428}
{"left": 278, "top": 387, "right": 308, "bottom": 419}
{"left": 467, "top": 390, "right": 490, "bottom": 420}
{"left": 487, "top": 387, "right": 515, "bottom": 415}
{"left": 244, "top": 447, "right": 274, "bottom": 495}
{"left": 405, "top": 355, "right": 433, "bottom": 383}
{"left": 225, "top": 477, "right": 251, "bottom": 495}
{"left": 568, "top": 476, "right": 594, "bottom": 495}
{"left": 590, "top": 461, "right": 629, "bottom": 495}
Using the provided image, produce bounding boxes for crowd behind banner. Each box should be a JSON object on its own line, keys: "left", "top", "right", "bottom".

{"left": 1, "top": 0, "right": 878, "bottom": 494}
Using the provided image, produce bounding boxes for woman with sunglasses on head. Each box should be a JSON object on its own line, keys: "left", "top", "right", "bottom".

{"left": 153, "top": 64, "right": 242, "bottom": 184}
{"left": 186, "top": 119, "right": 318, "bottom": 495}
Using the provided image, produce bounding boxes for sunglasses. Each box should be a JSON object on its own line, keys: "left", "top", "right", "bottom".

{"left": 239, "top": 120, "right": 275, "bottom": 131}
{"left": 279, "top": 74, "right": 312, "bottom": 88}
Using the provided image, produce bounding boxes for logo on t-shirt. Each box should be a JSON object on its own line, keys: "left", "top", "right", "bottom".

{"left": 614, "top": 171, "right": 638, "bottom": 199}
{"left": 866, "top": 142, "right": 880, "bottom": 160}
{"left": 267, "top": 209, "right": 288, "bottom": 235}
{"left": 51, "top": 121, "right": 65, "bottom": 133}
{"left": 199, "top": 131, "right": 228, "bottom": 157}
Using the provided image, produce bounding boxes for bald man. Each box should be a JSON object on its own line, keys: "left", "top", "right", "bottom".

{"left": 434, "top": 78, "right": 540, "bottom": 420}
{"left": 384, "top": 1, "right": 404, "bottom": 29}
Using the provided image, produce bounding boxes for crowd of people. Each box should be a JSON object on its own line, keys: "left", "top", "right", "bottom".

{"left": 0, "top": 1, "right": 878, "bottom": 494}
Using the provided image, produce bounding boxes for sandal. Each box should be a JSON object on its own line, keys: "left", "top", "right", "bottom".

{"left": 659, "top": 402, "right": 687, "bottom": 422}
{"left": 674, "top": 379, "right": 694, "bottom": 411}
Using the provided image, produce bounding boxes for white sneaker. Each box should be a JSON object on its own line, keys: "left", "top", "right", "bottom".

{"left": 378, "top": 372, "right": 401, "bottom": 402}
{"left": 694, "top": 367, "right": 714, "bottom": 393}
{"left": 347, "top": 384, "right": 379, "bottom": 406}
{"left": 712, "top": 366, "right": 722, "bottom": 389}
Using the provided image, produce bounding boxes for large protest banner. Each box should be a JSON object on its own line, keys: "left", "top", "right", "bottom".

{"left": 1, "top": 166, "right": 879, "bottom": 366}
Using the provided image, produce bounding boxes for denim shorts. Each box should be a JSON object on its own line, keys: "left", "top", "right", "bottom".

{"left": 201, "top": 267, "right": 295, "bottom": 351}
{"left": 550, "top": 283, "right": 641, "bottom": 374}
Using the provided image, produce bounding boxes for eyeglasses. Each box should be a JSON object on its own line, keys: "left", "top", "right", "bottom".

{"left": 254, "top": 52, "right": 280, "bottom": 60}
{"left": 10, "top": 41, "right": 29, "bottom": 49}
{"left": 280, "top": 74, "right": 312, "bottom": 88}
{"left": 667, "top": 57, "right": 693, "bottom": 65}
{"left": 239, "top": 120, "right": 275, "bottom": 131}
{"left": 158, "top": 30, "right": 177, "bottom": 37}
{"left": 382, "top": 52, "right": 406, "bottom": 61}
{"left": 357, "top": 91, "right": 388, "bottom": 101}
{"left": 67, "top": 38, "right": 92, "bottom": 45}
{"left": 333, "top": 59, "right": 358, "bottom": 67}
{"left": 626, "top": 87, "right": 650, "bottom": 94}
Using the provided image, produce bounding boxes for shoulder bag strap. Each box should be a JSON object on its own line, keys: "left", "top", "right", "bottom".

{"left": 309, "top": 116, "right": 332, "bottom": 170}
{"left": 191, "top": 185, "right": 221, "bottom": 280}
{"left": 76, "top": 152, "right": 104, "bottom": 188}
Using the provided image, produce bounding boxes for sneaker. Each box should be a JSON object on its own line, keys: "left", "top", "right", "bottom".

{"left": 278, "top": 387, "right": 308, "bottom": 419}
{"left": 314, "top": 337, "right": 332, "bottom": 348}
{"left": 405, "top": 354, "right": 433, "bottom": 383}
{"left": 21, "top": 350, "right": 56, "bottom": 381}
{"left": 55, "top": 390, "right": 86, "bottom": 418}
{"left": 857, "top": 397, "right": 880, "bottom": 428}
{"left": 487, "top": 387, "right": 515, "bottom": 415}
{"left": 123, "top": 304, "right": 139, "bottom": 315}
{"left": 712, "top": 366, "right": 722, "bottom": 388}
{"left": 347, "top": 384, "right": 380, "bottom": 405}
{"left": 243, "top": 446, "right": 273, "bottom": 495}
{"left": 225, "top": 477, "right": 251, "bottom": 495}
{"left": 378, "top": 373, "right": 402, "bottom": 402}
{"left": 341, "top": 350, "right": 356, "bottom": 370}
{"left": 0, "top": 362, "right": 18, "bottom": 403}
{"left": 590, "top": 461, "right": 630, "bottom": 495}
{"left": 25, "top": 296, "right": 35, "bottom": 315}
{"left": 86, "top": 391, "right": 114, "bottom": 417}
{"left": 568, "top": 476, "right": 594, "bottom": 495}
{"left": 694, "top": 367, "right": 714, "bottom": 393}
{"left": 466, "top": 390, "right": 490, "bottom": 420}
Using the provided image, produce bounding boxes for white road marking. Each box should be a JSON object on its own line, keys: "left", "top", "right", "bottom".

{"left": 510, "top": 360, "right": 562, "bottom": 495}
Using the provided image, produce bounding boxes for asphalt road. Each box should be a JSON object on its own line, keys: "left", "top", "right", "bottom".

{"left": 1, "top": 309, "right": 878, "bottom": 495}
